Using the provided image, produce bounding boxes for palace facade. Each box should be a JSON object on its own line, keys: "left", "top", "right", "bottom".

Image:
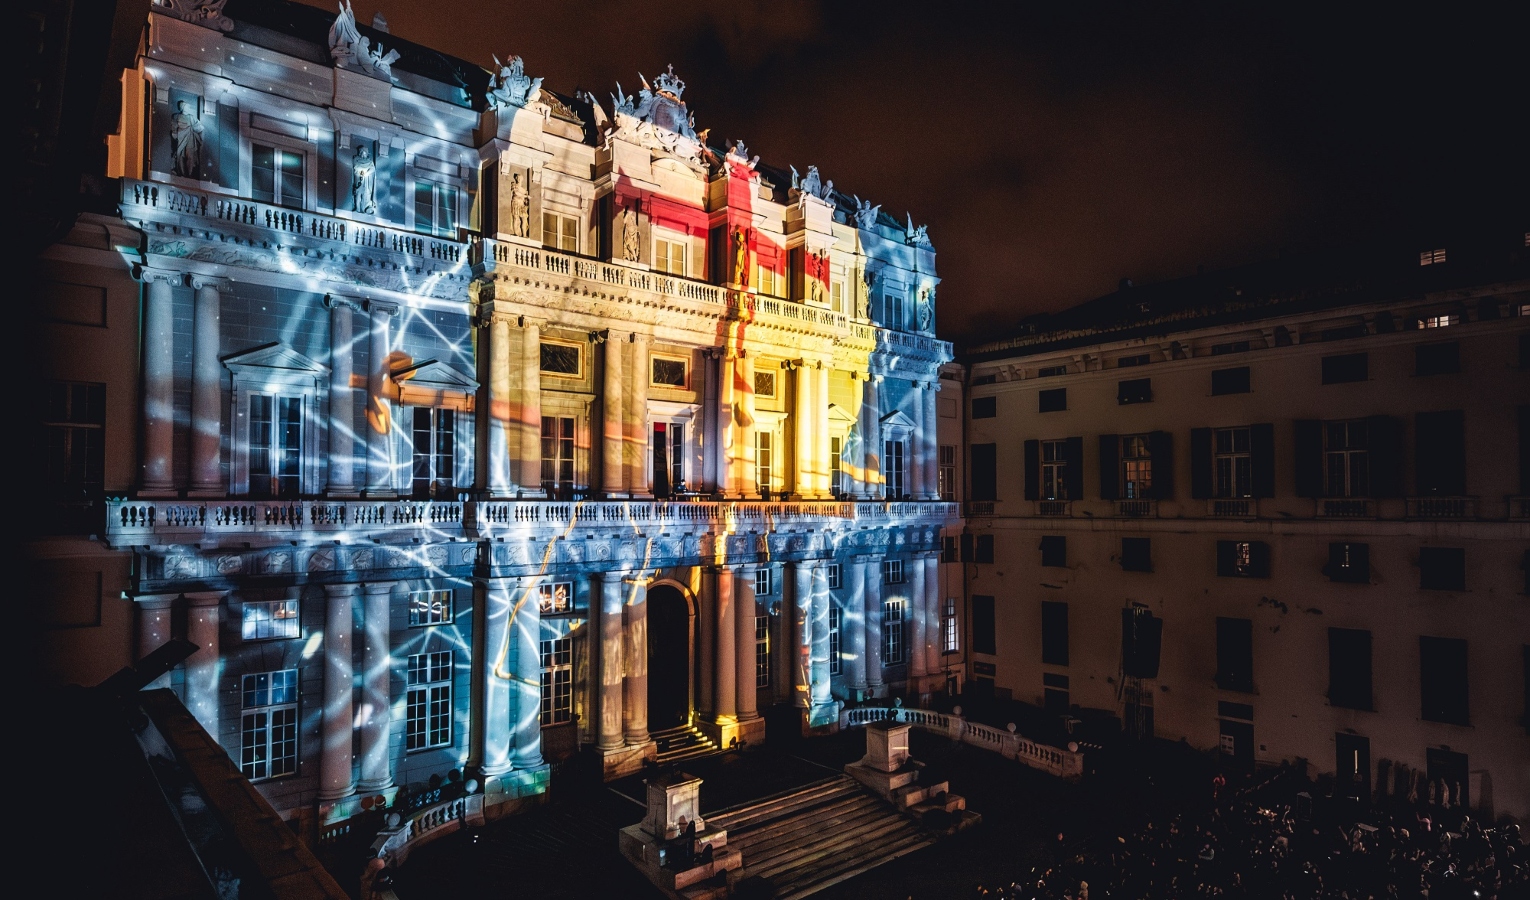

{"left": 29, "top": 0, "right": 959, "bottom": 838}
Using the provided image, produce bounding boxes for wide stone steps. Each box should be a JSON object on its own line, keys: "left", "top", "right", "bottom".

{"left": 651, "top": 724, "right": 720, "bottom": 765}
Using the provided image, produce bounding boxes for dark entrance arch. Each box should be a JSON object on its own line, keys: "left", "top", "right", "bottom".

{"left": 647, "top": 585, "right": 692, "bottom": 730}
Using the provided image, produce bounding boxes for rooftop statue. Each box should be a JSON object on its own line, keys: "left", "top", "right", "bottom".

{"left": 905, "top": 213, "right": 931, "bottom": 248}
{"left": 329, "top": 0, "right": 400, "bottom": 82}
{"left": 608, "top": 65, "right": 706, "bottom": 170}
{"left": 852, "top": 196, "right": 881, "bottom": 230}
{"left": 725, "top": 139, "right": 759, "bottom": 171}
{"left": 487, "top": 54, "right": 543, "bottom": 109}
{"left": 153, "top": 0, "right": 234, "bottom": 31}
{"left": 790, "top": 165, "right": 836, "bottom": 207}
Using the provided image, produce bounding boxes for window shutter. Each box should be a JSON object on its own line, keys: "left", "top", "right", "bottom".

{"left": 1149, "top": 430, "right": 1173, "bottom": 499}
{"left": 1064, "top": 436, "right": 1084, "bottom": 501}
{"left": 1024, "top": 439, "right": 1040, "bottom": 501}
{"left": 1415, "top": 410, "right": 1466, "bottom": 495}
{"left": 960, "top": 533, "right": 974, "bottom": 562}
{"left": 1098, "top": 434, "right": 1120, "bottom": 500}
{"left": 1216, "top": 540, "right": 1236, "bottom": 577}
{"left": 1365, "top": 415, "right": 1404, "bottom": 498}
{"left": 1293, "top": 419, "right": 1324, "bottom": 498}
{"left": 1250, "top": 423, "right": 1276, "bottom": 498}
{"left": 1251, "top": 541, "right": 1271, "bottom": 578}
{"left": 1190, "top": 427, "right": 1213, "bottom": 499}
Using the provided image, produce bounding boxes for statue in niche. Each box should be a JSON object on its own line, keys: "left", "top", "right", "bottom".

{"left": 170, "top": 99, "right": 205, "bottom": 179}
{"left": 809, "top": 250, "right": 827, "bottom": 304}
{"left": 510, "top": 173, "right": 531, "bottom": 237}
{"left": 917, "top": 287, "right": 934, "bottom": 331}
{"left": 732, "top": 227, "right": 749, "bottom": 286}
{"left": 858, "top": 268, "right": 876, "bottom": 319}
{"left": 350, "top": 143, "right": 377, "bottom": 214}
{"left": 621, "top": 208, "right": 641, "bottom": 262}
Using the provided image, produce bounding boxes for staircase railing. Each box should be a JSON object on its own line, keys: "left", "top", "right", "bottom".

{"left": 840, "top": 705, "right": 1085, "bottom": 782}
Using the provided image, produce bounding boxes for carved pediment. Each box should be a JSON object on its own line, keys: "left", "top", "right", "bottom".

{"left": 879, "top": 408, "right": 916, "bottom": 431}
{"left": 223, "top": 342, "right": 328, "bottom": 376}
{"left": 389, "top": 359, "right": 477, "bottom": 392}
{"left": 827, "top": 403, "right": 858, "bottom": 424}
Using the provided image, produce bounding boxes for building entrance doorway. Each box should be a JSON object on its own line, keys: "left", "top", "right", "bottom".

{"left": 1336, "top": 733, "right": 1370, "bottom": 802}
{"left": 647, "top": 585, "right": 692, "bottom": 730}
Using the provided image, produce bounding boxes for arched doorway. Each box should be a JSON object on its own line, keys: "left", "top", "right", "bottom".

{"left": 647, "top": 584, "right": 692, "bottom": 730}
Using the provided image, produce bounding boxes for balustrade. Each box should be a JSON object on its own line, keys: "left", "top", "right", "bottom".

{"left": 106, "top": 497, "right": 465, "bottom": 544}
{"left": 839, "top": 705, "right": 1085, "bottom": 781}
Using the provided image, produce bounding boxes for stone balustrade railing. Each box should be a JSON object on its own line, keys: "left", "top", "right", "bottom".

{"left": 840, "top": 705, "right": 1085, "bottom": 782}
{"left": 468, "top": 498, "right": 957, "bottom": 533}
{"left": 369, "top": 793, "right": 484, "bottom": 871}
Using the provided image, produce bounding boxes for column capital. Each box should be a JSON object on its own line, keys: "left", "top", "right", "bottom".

{"left": 324, "top": 582, "right": 362, "bottom": 597}
{"left": 594, "top": 568, "right": 633, "bottom": 583}
{"left": 365, "top": 299, "right": 400, "bottom": 317}
{"left": 135, "top": 265, "right": 182, "bottom": 285}
{"left": 361, "top": 581, "right": 397, "bottom": 596}
{"left": 622, "top": 572, "right": 656, "bottom": 587}
{"left": 189, "top": 273, "right": 230, "bottom": 292}
{"left": 324, "top": 293, "right": 365, "bottom": 312}
{"left": 184, "top": 590, "right": 226, "bottom": 607}
{"left": 132, "top": 592, "right": 179, "bottom": 610}
{"left": 850, "top": 553, "right": 879, "bottom": 565}
{"left": 706, "top": 563, "right": 741, "bottom": 574}
{"left": 518, "top": 314, "right": 547, "bottom": 330}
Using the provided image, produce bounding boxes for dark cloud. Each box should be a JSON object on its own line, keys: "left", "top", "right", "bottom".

{"left": 306, "top": 1, "right": 1527, "bottom": 346}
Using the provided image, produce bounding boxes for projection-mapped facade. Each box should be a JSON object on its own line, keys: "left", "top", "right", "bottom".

{"left": 39, "top": 0, "right": 959, "bottom": 835}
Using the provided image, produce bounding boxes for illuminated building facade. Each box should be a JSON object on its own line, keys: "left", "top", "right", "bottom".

{"left": 31, "top": 0, "right": 959, "bottom": 838}
{"left": 960, "top": 246, "right": 1529, "bottom": 819}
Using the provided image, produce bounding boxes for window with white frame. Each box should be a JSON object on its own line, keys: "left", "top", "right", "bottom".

{"left": 242, "top": 598, "right": 299, "bottom": 640}
{"left": 408, "top": 590, "right": 453, "bottom": 626}
{"left": 542, "top": 212, "right": 578, "bottom": 252}
{"left": 252, "top": 144, "right": 304, "bottom": 208}
{"left": 826, "top": 563, "right": 842, "bottom": 590}
{"left": 406, "top": 651, "right": 453, "bottom": 751}
{"left": 1121, "top": 434, "right": 1153, "bottom": 499}
{"left": 757, "top": 262, "right": 780, "bottom": 297}
{"left": 831, "top": 280, "right": 845, "bottom": 313}
{"left": 883, "top": 291, "right": 903, "bottom": 330}
{"left": 652, "top": 421, "right": 685, "bottom": 496}
{"left": 538, "top": 581, "right": 572, "bottom": 614}
{"left": 414, "top": 179, "right": 458, "bottom": 237}
{"left": 249, "top": 394, "right": 303, "bottom": 499}
{"left": 753, "top": 567, "right": 773, "bottom": 597}
{"left": 1041, "top": 439, "right": 1068, "bottom": 501}
{"left": 410, "top": 407, "right": 455, "bottom": 499}
{"left": 829, "top": 606, "right": 842, "bottom": 675}
{"left": 939, "top": 445, "right": 956, "bottom": 500}
{"left": 943, "top": 596, "right": 958, "bottom": 652}
{"left": 539, "top": 636, "right": 572, "bottom": 725}
{"left": 756, "top": 431, "right": 774, "bottom": 494}
{"left": 882, "top": 598, "right": 905, "bottom": 665}
{"left": 1325, "top": 420, "right": 1370, "bottom": 497}
{"left": 755, "top": 615, "right": 770, "bottom": 687}
{"left": 541, "top": 416, "right": 575, "bottom": 497}
{"left": 654, "top": 237, "right": 687, "bottom": 276}
{"left": 883, "top": 559, "right": 905, "bottom": 584}
{"left": 883, "top": 438, "right": 906, "bottom": 498}
{"left": 240, "top": 670, "right": 298, "bottom": 780}
{"left": 830, "top": 436, "right": 844, "bottom": 496}
{"left": 1214, "top": 427, "right": 1253, "bottom": 498}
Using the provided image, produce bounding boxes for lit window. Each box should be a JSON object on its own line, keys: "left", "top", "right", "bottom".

{"left": 755, "top": 615, "right": 770, "bottom": 687}
{"left": 756, "top": 263, "right": 779, "bottom": 297}
{"left": 882, "top": 598, "right": 906, "bottom": 665}
{"left": 753, "top": 567, "right": 773, "bottom": 597}
{"left": 655, "top": 238, "right": 686, "bottom": 276}
{"left": 652, "top": 422, "right": 685, "bottom": 497}
{"left": 883, "top": 439, "right": 906, "bottom": 498}
{"left": 538, "top": 582, "right": 572, "bottom": 614}
{"left": 830, "top": 280, "right": 844, "bottom": 313}
{"left": 249, "top": 394, "right": 302, "bottom": 499}
{"left": 829, "top": 606, "right": 841, "bottom": 675}
{"left": 414, "top": 179, "right": 458, "bottom": 238}
{"left": 1214, "top": 427, "right": 1252, "bottom": 499}
{"left": 539, "top": 636, "right": 572, "bottom": 725}
{"left": 406, "top": 651, "right": 453, "bottom": 751}
{"left": 830, "top": 436, "right": 844, "bottom": 496}
{"left": 242, "top": 599, "right": 299, "bottom": 641}
{"left": 252, "top": 144, "right": 303, "bottom": 208}
{"left": 240, "top": 670, "right": 298, "bottom": 780}
{"left": 542, "top": 212, "right": 578, "bottom": 252}
{"left": 1419, "top": 313, "right": 1460, "bottom": 329}
{"left": 411, "top": 407, "right": 455, "bottom": 499}
{"left": 1121, "top": 434, "right": 1153, "bottom": 499}
{"left": 408, "top": 590, "right": 453, "bottom": 626}
{"left": 756, "top": 432, "right": 774, "bottom": 494}
{"left": 883, "top": 559, "right": 905, "bottom": 584}
{"left": 942, "top": 597, "right": 958, "bottom": 653}
{"left": 1419, "top": 248, "right": 1446, "bottom": 266}
{"left": 1042, "top": 439, "right": 1069, "bottom": 500}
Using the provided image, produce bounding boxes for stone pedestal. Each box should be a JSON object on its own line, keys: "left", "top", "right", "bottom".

{"left": 619, "top": 772, "right": 743, "bottom": 900}
{"left": 844, "top": 720, "right": 920, "bottom": 798}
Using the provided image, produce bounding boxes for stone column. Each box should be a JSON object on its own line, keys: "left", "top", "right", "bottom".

{"left": 923, "top": 383, "right": 941, "bottom": 500}
{"left": 627, "top": 333, "right": 651, "bottom": 497}
{"left": 518, "top": 319, "right": 544, "bottom": 495}
{"left": 364, "top": 300, "right": 399, "bottom": 497}
{"left": 622, "top": 574, "right": 650, "bottom": 745}
{"left": 597, "top": 571, "right": 626, "bottom": 750}
{"left": 140, "top": 268, "right": 178, "bottom": 496}
{"left": 359, "top": 581, "right": 393, "bottom": 791}
{"left": 924, "top": 552, "right": 943, "bottom": 676}
{"left": 790, "top": 562, "right": 813, "bottom": 709}
{"left": 735, "top": 565, "right": 760, "bottom": 723}
{"left": 792, "top": 362, "right": 812, "bottom": 498}
{"left": 188, "top": 276, "right": 225, "bottom": 496}
{"left": 815, "top": 363, "right": 831, "bottom": 498}
{"left": 479, "top": 578, "right": 515, "bottom": 777}
{"left": 487, "top": 317, "right": 512, "bottom": 496}
{"left": 320, "top": 583, "right": 357, "bottom": 801}
{"left": 697, "top": 569, "right": 715, "bottom": 720}
{"left": 601, "top": 331, "right": 625, "bottom": 497}
{"left": 512, "top": 575, "right": 543, "bottom": 768}
{"left": 908, "top": 554, "right": 928, "bottom": 681}
{"left": 327, "top": 296, "right": 359, "bottom": 496}
{"left": 844, "top": 557, "right": 868, "bottom": 698}
{"left": 863, "top": 556, "right": 884, "bottom": 696}
{"left": 862, "top": 376, "right": 882, "bottom": 499}
{"left": 739, "top": 355, "right": 758, "bottom": 497}
{"left": 713, "top": 566, "right": 738, "bottom": 723}
{"left": 809, "top": 563, "right": 833, "bottom": 713}
{"left": 908, "top": 382, "right": 926, "bottom": 499}
{"left": 718, "top": 350, "right": 738, "bottom": 496}
{"left": 135, "top": 594, "right": 178, "bottom": 689}
{"left": 184, "top": 591, "right": 223, "bottom": 740}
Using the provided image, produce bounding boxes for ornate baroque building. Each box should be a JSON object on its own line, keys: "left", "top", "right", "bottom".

{"left": 30, "top": 0, "right": 960, "bottom": 839}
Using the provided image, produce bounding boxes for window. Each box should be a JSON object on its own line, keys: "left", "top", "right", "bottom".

{"left": 1117, "top": 353, "right": 1151, "bottom": 368}
{"left": 1121, "top": 537, "right": 1152, "bottom": 572}
{"left": 756, "top": 431, "right": 774, "bottom": 494}
{"left": 970, "top": 444, "right": 997, "bottom": 501}
{"left": 1419, "top": 248, "right": 1447, "bottom": 266}
{"left": 249, "top": 394, "right": 302, "bottom": 499}
{"left": 1419, "top": 547, "right": 1466, "bottom": 591}
{"left": 755, "top": 615, "right": 770, "bottom": 687}
{"left": 971, "top": 372, "right": 997, "bottom": 386}
{"left": 883, "top": 439, "right": 905, "bottom": 498}
{"left": 1044, "top": 672, "right": 1070, "bottom": 712}
{"left": 1419, "top": 636, "right": 1469, "bottom": 725}
{"left": 830, "top": 280, "right": 844, "bottom": 313}
{"left": 413, "top": 179, "right": 458, "bottom": 237}
{"left": 252, "top": 144, "right": 303, "bottom": 208}
{"left": 1041, "top": 440, "right": 1069, "bottom": 500}
{"left": 1217, "top": 541, "right": 1270, "bottom": 578}
{"left": 652, "top": 422, "right": 685, "bottom": 496}
{"left": 830, "top": 437, "right": 844, "bottom": 496}
{"left": 883, "top": 291, "right": 903, "bottom": 329}
{"left": 41, "top": 380, "right": 105, "bottom": 530}
{"left": 1327, "top": 542, "right": 1370, "bottom": 584}
{"left": 1213, "top": 427, "right": 1252, "bottom": 498}
{"left": 756, "top": 263, "right": 779, "bottom": 297}
{"left": 243, "top": 598, "right": 299, "bottom": 640}
{"left": 942, "top": 597, "right": 958, "bottom": 653}
{"left": 974, "top": 534, "right": 995, "bottom": 564}
{"left": 972, "top": 396, "right": 996, "bottom": 418}
{"left": 539, "top": 637, "right": 572, "bottom": 725}
{"left": 754, "top": 370, "right": 777, "bottom": 398}
{"left": 1040, "top": 535, "right": 1066, "bottom": 568}
{"left": 971, "top": 595, "right": 996, "bottom": 655}
{"left": 939, "top": 445, "right": 956, "bottom": 500}
{"left": 826, "top": 564, "right": 842, "bottom": 590}
{"left": 1415, "top": 410, "right": 1466, "bottom": 496}
{"left": 1121, "top": 434, "right": 1153, "bottom": 499}
{"left": 541, "top": 416, "right": 575, "bottom": 497}
{"left": 651, "top": 357, "right": 687, "bottom": 387}
{"left": 408, "top": 590, "right": 454, "bottom": 626}
{"left": 829, "top": 606, "right": 842, "bottom": 675}
{"left": 1328, "top": 628, "right": 1372, "bottom": 710}
{"left": 542, "top": 212, "right": 578, "bottom": 252}
{"left": 539, "top": 342, "right": 581, "bottom": 376}
{"left": 1216, "top": 618, "right": 1254, "bottom": 692}
{"left": 942, "top": 536, "right": 958, "bottom": 562}
{"left": 883, "top": 559, "right": 905, "bottom": 584}
{"left": 753, "top": 567, "right": 774, "bottom": 597}
{"left": 1322, "top": 352, "right": 1368, "bottom": 384}
{"left": 1039, "top": 388, "right": 1067, "bottom": 413}
{"left": 1117, "top": 378, "right": 1152, "bottom": 405}
{"left": 537, "top": 582, "right": 572, "bottom": 614}
{"left": 1041, "top": 601, "right": 1068, "bottom": 666}
{"left": 240, "top": 670, "right": 298, "bottom": 780}
{"left": 406, "top": 651, "right": 453, "bottom": 750}
{"left": 1321, "top": 324, "right": 1367, "bottom": 342}
{"left": 882, "top": 599, "right": 906, "bottom": 666}
{"left": 1038, "top": 365, "right": 1068, "bottom": 377}
{"left": 1322, "top": 420, "right": 1370, "bottom": 497}
{"left": 1415, "top": 342, "right": 1460, "bottom": 376}
{"left": 411, "top": 408, "right": 455, "bottom": 499}
{"left": 1211, "top": 366, "right": 1251, "bottom": 395}
{"left": 1419, "top": 313, "right": 1459, "bottom": 329}
{"left": 654, "top": 237, "right": 686, "bottom": 276}
{"left": 1211, "top": 341, "right": 1250, "bottom": 355}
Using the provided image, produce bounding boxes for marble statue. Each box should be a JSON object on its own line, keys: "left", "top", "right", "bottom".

{"left": 853, "top": 196, "right": 881, "bottom": 230}
{"left": 905, "top": 213, "right": 931, "bottom": 247}
{"left": 609, "top": 65, "right": 706, "bottom": 169}
{"left": 622, "top": 208, "right": 641, "bottom": 262}
{"left": 350, "top": 143, "right": 376, "bottom": 214}
{"left": 725, "top": 139, "right": 759, "bottom": 171}
{"left": 487, "top": 54, "right": 543, "bottom": 109}
{"left": 153, "top": 0, "right": 234, "bottom": 31}
{"left": 917, "top": 287, "right": 933, "bottom": 331}
{"left": 809, "top": 250, "right": 828, "bottom": 304}
{"left": 732, "top": 227, "right": 749, "bottom": 287}
{"left": 510, "top": 173, "right": 530, "bottom": 237}
{"left": 329, "top": 0, "right": 400, "bottom": 81}
{"left": 576, "top": 91, "right": 609, "bottom": 132}
{"left": 790, "top": 165, "right": 835, "bottom": 205}
{"left": 170, "top": 100, "right": 205, "bottom": 179}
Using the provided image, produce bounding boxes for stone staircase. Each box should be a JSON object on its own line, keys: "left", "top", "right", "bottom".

{"left": 652, "top": 724, "right": 720, "bottom": 765}
{"left": 705, "top": 775, "right": 933, "bottom": 900}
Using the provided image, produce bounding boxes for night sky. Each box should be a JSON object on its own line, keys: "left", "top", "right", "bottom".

{"left": 301, "top": 1, "right": 1527, "bottom": 346}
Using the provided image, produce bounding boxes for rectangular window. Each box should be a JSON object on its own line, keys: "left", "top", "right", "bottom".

{"left": 829, "top": 606, "right": 842, "bottom": 675}
{"left": 756, "top": 263, "right": 779, "bottom": 297}
{"left": 1122, "top": 537, "right": 1152, "bottom": 572}
{"left": 1322, "top": 352, "right": 1369, "bottom": 384}
{"left": 1419, "top": 636, "right": 1469, "bottom": 725}
{"left": 1327, "top": 542, "right": 1370, "bottom": 584}
{"left": 756, "top": 431, "right": 774, "bottom": 494}
{"left": 651, "top": 356, "right": 688, "bottom": 387}
{"left": 1328, "top": 628, "right": 1372, "bottom": 710}
{"left": 1040, "top": 535, "right": 1066, "bottom": 568}
{"left": 651, "top": 422, "right": 684, "bottom": 495}
{"left": 655, "top": 237, "right": 687, "bottom": 276}
{"left": 41, "top": 380, "right": 105, "bottom": 505}
{"left": 974, "top": 534, "right": 995, "bottom": 564}
{"left": 540, "top": 416, "right": 575, "bottom": 497}
{"left": 408, "top": 590, "right": 454, "bottom": 626}
{"left": 1415, "top": 342, "right": 1460, "bottom": 376}
{"left": 242, "top": 599, "right": 299, "bottom": 641}
{"left": 883, "top": 559, "right": 905, "bottom": 584}
{"left": 1419, "top": 313, "right": 1460, "bottom": 329}
{"left": 538, "top": 582, "right": 573, "bottom": 614}
{"left": 753, "top": 567, "right": 774, "bottom": 597}
{"left": 939, "top": 445, "right": 956, "bottom": 500}
{"left": 882, "top": 599, "right": 906, "bottom": 666}
{"left": 1213, "top": 426, "right": 1252, "bottom": 499}
{"left": 831, "top": 280, "right": 844, "bottom": 313}
{"left": 1211, "top": 366, "right": 1251, "bottom": 395}
{"left": 1041, "top": 601, "right": 1069, "bottom": 666}
{"left": 826, "top": 564, "right": 841, "bottom": 590}
{"left": 830, "top": 437, "right": 844, "bottom": 496}
{"left": 1217, "top": 540, "right": 1270, "bottom": 578}
{"left": 1121, "top": 434, "right": 1153, "bottom": 499}
{"left": 539, "top": 637, "right": 573, "bottom": 725}
{"left": 251, "top": 144, "right": 303, "bottom": 208}
{"left": 971, "top": 595, "right": 996, "bottom": 655}
{"left": 406, "top": 651, "right": 453, "bottom": 751}
{"left": 755, "top": 615, "right": 770, "bottom": 687}
{"left": 971, "top": 396, "right": 996, "bottom": 418}
{"left": 753, "top": 370, "right": 776, "bottom": 398}
{"left": 249, "top": 394, "right": 302, "bottom": 499}
{"left": 942, "top": 536, "right": 958, "bottom": 562}
{"left": 1039, "top": 388, "right": 1067, "bottom": 413}
{"left": 411, "top": 407, "right": 455, "bottom": 499}
{"left": 539, "top": 342, "right": 581, "bottom": 376}
{"left": 1419, "top": 248, "right": 1447, "bottom": 266}
{"left": 1211, "top": 341, "right": 1250, "bottom": 355}
{"left": 1041, "top": 439, "right": 1069, "bottom": 500}
{"left": 1117, "top": 378, "right": 1152, "bottom": 405}
{"left": 942, "top": 597, "right": 958, "bottom": 653}
{"left": 1038, "top": 365, "right": 1068, "bottom": 377}
{"left": 1216, "top": 617, "right": 1254, "bottom": 692}
{"left": 240, "top": 670, "right": 298, "bottom": 781}
{"left": 1419, "top": 547, "right": 1466, "bottom": 591}
{"left": 969, "top": 443, "right": 997, "bottom": 501}
{"left": 542, "top": 212, "right": 578, "bottom": 252}
{"left": 1324, "top": 420, "right": 1370, "bottom": 497}
{"left": 883, "top": 439, "right": 905, "bottom": 498}
{"left": 1415, "top": 409, "right": 1466, "bottom": 496}
{"left": 883, "top": 291, "right": 903, "bottom": 330}
{"left": 413, "top": 180, "right": 458, "bottom": 237}
{"left": 1117, "top": 353, "right": 1151, "bottom": 368}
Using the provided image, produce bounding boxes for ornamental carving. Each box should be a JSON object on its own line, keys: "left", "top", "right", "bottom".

{"left": 261, "top": 552, "right": 292, "bottom": 574}
{"left": 216, "top": 555, "right": 243, "bottom": 574}
{"left": 352, "top": 548, "right": 374, "bottom": 570}
{"left": 609, "top": 66, "right": 708, "bottom": 170}
{"left": 487, "top": 54, "right": 542, "bottom": 109}
{"left": 153, "top": 0, "right": 234, "bottom": 32}
{"left": 308, "top": 548, "right": 335, "bottom": 571}
{"left": 329, "top": 0, "right": 400, "bottom": 81}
